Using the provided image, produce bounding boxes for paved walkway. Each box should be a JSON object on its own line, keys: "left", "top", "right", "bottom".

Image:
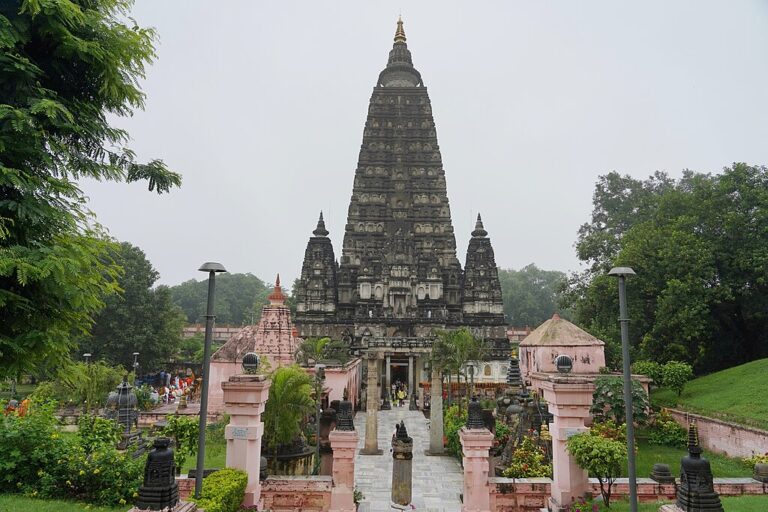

{"left": 354, "top": 407, "right": 463, "bottom": 511}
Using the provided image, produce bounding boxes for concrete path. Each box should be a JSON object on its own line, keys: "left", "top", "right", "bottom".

{"left": 354, "top": 407, "right": 464, "bottom": 511}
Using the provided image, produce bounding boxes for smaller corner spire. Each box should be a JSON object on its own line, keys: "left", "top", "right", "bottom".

{"left": 275, "top": 273, "right": 280, "bottom": 287}
{"left": 394, "top": 16, "right": 406, "bottom": 43}
{"left": 472, "top": 213, "right": 488, "bottom": 238}
{"left": 313, "top": 210, "right": 329, "bottom": 237}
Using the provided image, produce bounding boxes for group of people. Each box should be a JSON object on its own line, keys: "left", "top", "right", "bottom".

{"left": 391, "top": 380, "right": 409, "bottom": 407}
{"left": 142, "top": 370, "right": 197, "bottom": 405}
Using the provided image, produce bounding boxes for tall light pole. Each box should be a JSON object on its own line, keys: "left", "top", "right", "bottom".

{"left": 132, "top": 352, "right": 140, "bottom": 381}
{"left": 194, "top": 262, "right": 227, "bottom": 499}
{"left": 608, "top": 266, "right": 637, "bottom": 512}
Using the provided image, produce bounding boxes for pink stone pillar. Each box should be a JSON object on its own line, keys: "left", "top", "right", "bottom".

{"left": 222, "top": 374, "right": 271, "bottom": 508}
{"left": 329, "top": 429, "right": 359, "bottom": 512}
{"left": 535, "top": 374, "right": 594, "bottom": 511}
{"left": 459, "top": 427, "right": 494, "bottom": 512}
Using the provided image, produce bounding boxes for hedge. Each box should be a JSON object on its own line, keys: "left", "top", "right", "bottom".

{"left": 190, "top": 468, "right": 247, "bottom": 512}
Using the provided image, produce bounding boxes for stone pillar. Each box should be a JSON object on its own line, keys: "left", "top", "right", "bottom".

{"left": 534, "top": 374, "right": 593, "bottom": 511}
{"left": 329, "top": 429, "right": 358, "bottom": 512}
{"left": 407, "top": 356, "right": 414, "bottom": 393}
{"left": 385, "top": 355, "right": 391, "bottom": 391}
{"left": 428, "top": 369, "right": 444, "bottom": 455}
{"left": 391, "top": 421, "right": 413, "bottom": 508}
{"left": 362, "top": 354, "right": 383, "bottom": 455}
{"left": 459, "top": 427, "right": 494, "bottom": 512}
{"left": 222, "top": 374, "right": 271, "bottom": 508}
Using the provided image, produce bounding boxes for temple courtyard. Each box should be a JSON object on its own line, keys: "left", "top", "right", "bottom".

{"left": 354, "top": 409, "right": 463, "bottom": 512}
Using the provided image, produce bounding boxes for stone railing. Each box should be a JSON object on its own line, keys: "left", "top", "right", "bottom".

{"left": 488, "top": 477, "right": 767, "bottom": 510}
{"left": 260, "top": 476, "right": 332, "bottom": 511}
{"left": 665, "top": 407, "right": 768, "bottom": 458}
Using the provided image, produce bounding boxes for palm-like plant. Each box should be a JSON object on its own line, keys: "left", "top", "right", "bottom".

{"left": 295, "top": 337, "right": 330, "bottom": 366}
{"left": 262, "top": 365, "right": 314, "bottom": 459}
{"left": 431, "top": 328, "right": 486, "bottom": 411}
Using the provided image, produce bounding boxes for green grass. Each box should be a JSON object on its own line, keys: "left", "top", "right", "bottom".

{"left": 651, "top": 359, "right": 768, "bottom": 429}
{"left": 0, "top": 495, "right": 129, "bottom": 512}
{"left": 601, "top": 495, "right": 768, "bottom": 511}
{"left": 630, "top": 437, "right": 751, "bottom": 478}
{"left": 181, "top": 436, "right": 226, "bottom": 472}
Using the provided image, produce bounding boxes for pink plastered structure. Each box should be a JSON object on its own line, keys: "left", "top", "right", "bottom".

{"left": 208, "top": 275, "right": 300, "bottom": 414}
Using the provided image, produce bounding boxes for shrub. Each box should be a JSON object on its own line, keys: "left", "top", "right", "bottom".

{"left": 632, "top": 360, "right": 663, "bottom": 385}
{"left": 77, "top": 414, "right": 121, "bottom": 452}
{"left": 567, "top": 429, "right": 627, "bottom": 507}
{"left": 565, "top": 496, "right": 599, "bottom": 512}
{"left": 56, "top": 362, "right": 123, "bottom": 411}
{"left": 162, "top": 413, "right": 199, "bottom": 470}
{"left": 135, "top": 384, "right": 157, "bottom": 411}
{"left": 591, "top": 376, "right": 650, "bottom": 425}
{"left": 443, "top": 404, "right": 467, "bottom": 458}
{"left": 648, "top": 411, "right": 687, "bottom": 448}
{"left": 662, "top": 361, "right": 693, "bottom": 397}
{"left": 742, "top": 452, "right": 768, "bottom": 468}
{"left": 263, "top": 365, "right": 314, "bottom": 458}
{"left": 502, "top": 433, "right": 552, "bottom": 478}
{"left": 190, "top": 468, "right": 247, "bottom": 512}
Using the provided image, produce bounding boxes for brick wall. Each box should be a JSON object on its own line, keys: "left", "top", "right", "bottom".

{"left": 260, "top": 476, "right": 332, "bottom": 511}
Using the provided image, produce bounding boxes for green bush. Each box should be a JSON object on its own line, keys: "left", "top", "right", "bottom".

{"left": 662, "top": 361, "right": 693, "bottom": 397}
{"left": 134, "top": 384, "right": 157, "bottom": 411}
{"left": 591, "top": 376, "right": 650, "bottom": 425}
{"left": 190, "top": 468, "right": 247, "bottom": 512}
{"left": 648, "top": 411, "right": 687, "bottom": 448}
{"left": 76, "top": 414, "right": 121, "bottom": 452}
{"left": 567, "top": 429, "right": 627, "bottom": 507}
{"left": 162, "top": 413, "right": 199, "bottom": 470}
{"left": 443, "top": 405, "right": 467, "bottom": 458}
{"left": 632, "top": 361, "right": 663, "bottom": 385}
{"left": 501, "top": 433, "right": 552, "bottom": 478}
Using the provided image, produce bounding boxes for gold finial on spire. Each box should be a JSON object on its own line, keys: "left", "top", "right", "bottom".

{"left": 394, "top": 15, "right": 406, "bottom": 43}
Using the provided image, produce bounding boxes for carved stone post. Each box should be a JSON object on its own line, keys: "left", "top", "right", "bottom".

{"left": 391, "top": 421, "right": 413, "bottom": 508}
{"left": 362, "top": 353, "right": 383, "bottom": 455}
{"left": 459, "top": 397, "right": 493, "bottom": 512}
{"left": 222, "top": 374, "right": 271, "bottom": 508}
{"left": 329, "top": 399, "right": 358, "bottom": 512}
{"left": 428, "top": 369, "right": 444, "bottom": 454}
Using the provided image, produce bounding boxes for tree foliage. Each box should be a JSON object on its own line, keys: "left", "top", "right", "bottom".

{"left": 498, "top": 264, "right": 568, "bottom": 327}
{"left": 295, "top": 337, "right": 350, "bottom": 367}
{"left": 567, "top": 428, "right": 627, "bottom": 507}
{"left": 661, "top": 360, "right": 694, "bottom": 397}
{"left": 564, "top": 164, "right": 768, "bottom": 373}
{"left": 56, "top": 360, "right": 123, "bottom": 411}
{"left": 0, "top": 0, "right": 180, "bottom": 377}
{"left": 262, "top": 365, "right": 314, "bottom": 458}
{"left": 169, "top": 273, "right": 271, "bottom": 325}
{"left": 81, "top": 242, "right": 186, "bottom": 371}
{"left": 590, "top": 376, "right": 650, "bottom": 425}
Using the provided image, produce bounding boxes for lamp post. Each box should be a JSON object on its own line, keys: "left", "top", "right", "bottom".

{"left": 132, "top": 352, "right": 140, "bottom": 381}
{"left": 314, "top": 363, "right": 326, "bottom": 475}
{"left": 194, "top": 262, "right": 227, "bottom": 499}
{"left": 608, "top": 266, "right": 638, "bottom": 512}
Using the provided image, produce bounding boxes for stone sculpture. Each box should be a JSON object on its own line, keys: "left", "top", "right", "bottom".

{"left": 134, "top": 438, "right": 179, "bottom": 511}
{"left": 676, "top": 422, "right": 723, "bottom": 511}
{"left": 391, "top": 421, "right": 413, "bottom": 508}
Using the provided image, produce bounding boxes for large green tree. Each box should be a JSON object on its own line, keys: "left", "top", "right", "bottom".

{"left": 0, "top": 0, "right": 180, "bottom": 377}
{"left": 81, "top": 242, "right": 185, "bottom": 371}
{"left": 498, "top": 264, "right": 568, "bottom": 327}
{"left": 169, "top": 273, "right": 271, "bottom": 325}
{"left": 565, "top": 164, "right": 768, "bottom": 372}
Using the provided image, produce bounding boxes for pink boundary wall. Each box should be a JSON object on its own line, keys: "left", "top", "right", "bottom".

{"left": 306, "top": 359, "right": 362, "bottom": 411}
{"left": 666, "top": 408, "right": 768, "bottom": 458}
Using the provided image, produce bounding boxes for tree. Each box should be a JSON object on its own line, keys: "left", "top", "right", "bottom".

{"left": 262, "top": 365, "right": 314, "bottom": 459}
{"left": 0, "top": 0, "right": 181, "bottom": 378}
{"left": 81, "top": 242, "right": 186, "bottom": 371}
{"left": 431, "top": 328, "right": 485, "bottom": 410}
{"left": 567, "top": 429, "right": 627, "bottom": 507}
{"left": 56, "top": 361, "right": 123, "bottom": 412}
{"left": 590, "top": 376, "right": 650, "bottom": 425}
{"left": 169, "top": 273, "right": 271, "bottom": 325}
{"left": 564, "top": 164, "right": 768, "bottom": 373}
{"left": 498, "top": 264, "right": 568, "bottom": 327}
{"left": 661, "top": 361, "right": 693, "bottom": 397}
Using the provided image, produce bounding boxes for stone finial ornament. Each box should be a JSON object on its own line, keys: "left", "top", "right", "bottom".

{"left": 394, "top": 15, "right": 406, "bottom": 43}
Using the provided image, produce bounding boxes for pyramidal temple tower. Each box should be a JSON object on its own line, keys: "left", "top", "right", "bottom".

{"left": 295, "top": 19, "right": 507, "bottom": 372}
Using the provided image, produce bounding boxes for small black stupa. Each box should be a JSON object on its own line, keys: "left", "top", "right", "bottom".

{"left": 676, "top": 422, "right": 723, "bottom": 512}
{"left": 134, "top": 438, "right": 179, "bottom": 510}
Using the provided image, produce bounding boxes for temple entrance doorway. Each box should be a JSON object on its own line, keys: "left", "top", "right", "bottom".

{"left": 390, "top": 362, "right": 407, "bottom": 387}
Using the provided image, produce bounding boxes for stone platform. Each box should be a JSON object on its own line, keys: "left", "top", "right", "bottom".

{"left": 354, "top": 408, "right": 463, "bottom": 511}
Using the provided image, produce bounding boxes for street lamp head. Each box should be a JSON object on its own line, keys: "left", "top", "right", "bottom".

{"left": 198, "top": 262, "right": 227, "bottom": 273}
{"left": 608, "top": 266, "right": 636, "bottom": 278}
{"left": 314, "top": 363, "right": 326, "bottom": 380}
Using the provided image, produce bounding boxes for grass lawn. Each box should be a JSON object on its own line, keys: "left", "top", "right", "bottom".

{"left": 0, "top": 495, "right": 129, "bottom": 512}
{"left": 631, "top": 437, "right": 751, "bottom": 478}
{"left": 602, "top": 495, "right": 768, "bottom": 511}
{"left": 651, "top": 358, "right": 768, "bottom": 429}
{"left": 181, "top": 436, "right": 227, "bottom": 473}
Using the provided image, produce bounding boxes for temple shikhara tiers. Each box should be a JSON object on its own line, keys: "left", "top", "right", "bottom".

{"left": 292, "top": 17, "right": 509, "bottom": 384}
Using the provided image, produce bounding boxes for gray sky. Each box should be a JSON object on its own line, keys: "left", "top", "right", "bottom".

{"left": 82, "top": 1, "right": 768, "bottom": 287}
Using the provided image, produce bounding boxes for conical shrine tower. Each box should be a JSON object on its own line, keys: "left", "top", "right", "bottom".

{"left": 294, "top": 19, "right": 508, "bottom": 385}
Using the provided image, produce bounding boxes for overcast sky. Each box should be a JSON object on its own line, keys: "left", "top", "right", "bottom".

{"left": 82, "top": 1, "right": 768, "bottom": 288}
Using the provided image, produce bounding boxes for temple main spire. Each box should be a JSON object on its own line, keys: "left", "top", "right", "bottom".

{"left": 394, "top": 16, "right": 406, "bottom": 43}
